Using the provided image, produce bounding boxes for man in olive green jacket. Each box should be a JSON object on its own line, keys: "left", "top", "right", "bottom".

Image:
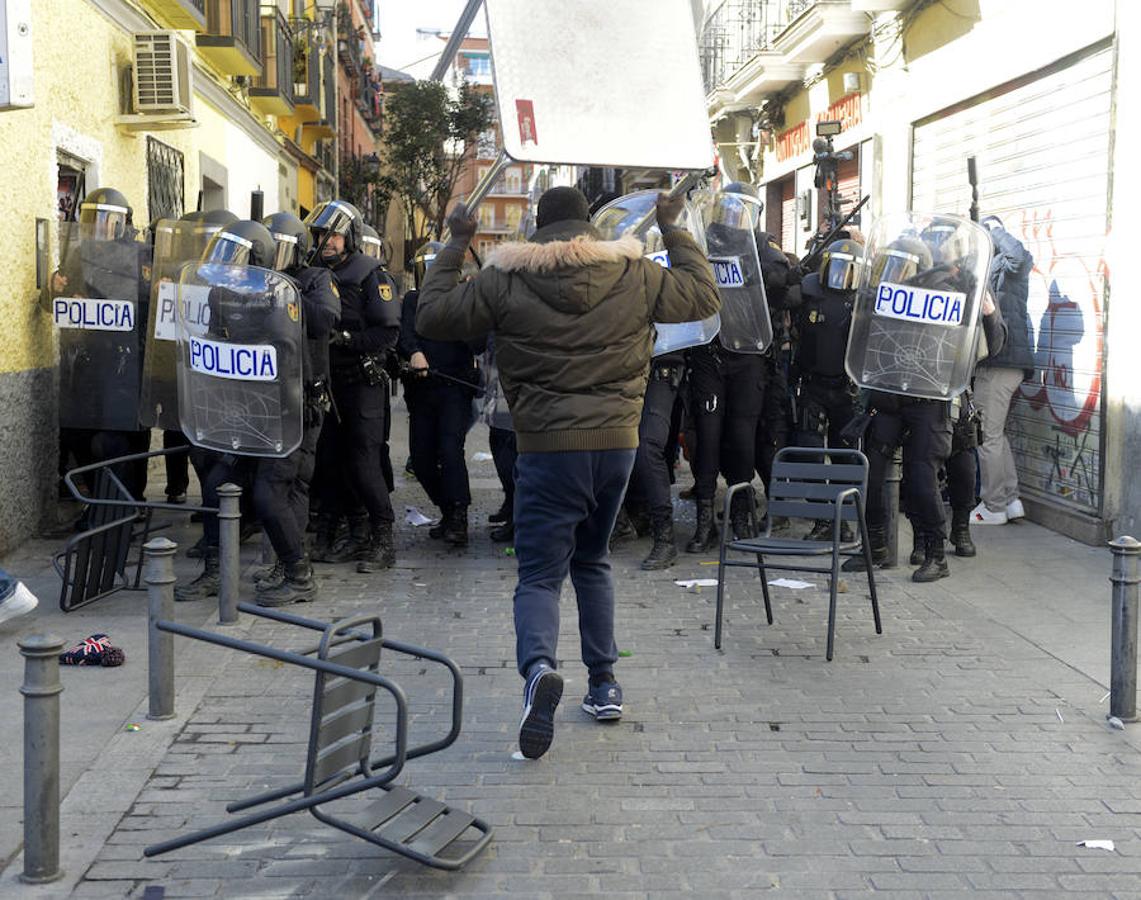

{"left": 418, "top": 186, "right": 719, "bottom": 759}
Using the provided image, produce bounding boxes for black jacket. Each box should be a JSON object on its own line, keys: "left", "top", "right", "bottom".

{"left": 793, "top": 273, "right": 851, "bottom": 380}
{"left": 399, "top": 288, "right": 478, "bottom": 386}
{"left": 324, "top": 251, "right": 399, "bottom": 381}
{"left": 288, "top": 266, "right": 340, "bottom": 386}
{"left": 980, "top": 225, "right": 1035, "bottom": 377}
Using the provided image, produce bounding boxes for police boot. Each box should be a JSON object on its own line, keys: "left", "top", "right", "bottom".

{"left": 429, "top": 512, "right": 448, "bottom": 540}
{"left": 490, "top": 516, "right": 514, "bottom": 543}
{"left": 257, "top": 557, "right": 318, "bottom": 607}
{"left": 804, "top": 520, "right": 832, "bottom": 542}
{"left": 444, "top": 505, "right": 469, "bottom": 547}
{"left": 254, "top": 558, "right": 285, "bottom": 592}
{"left": 842, "top": 526, "right": 888, "bottom": 572}
{"left": 730, "top": 492, "right": 756, "bottom": 540}
{"left": 641, "top": 513, "right": 678, "bottom": 570}
{"left": 685, "top": 500, "right": 719, "bottom": 553}
{"left": 950, "top": 509, "right": 976, "bottom": 558}
{"left": 310, "top": 514, "right": 341, "bottom": 563}
{"left": 174, "top": 550, "right": 220, "bottom": 602}
{"left": 326, "top": 515, "right": 369, "bottom": 563}
{"left": 628, "top": 506, "right": 651, "bottom": 539}
{"left": 912, "top": 534, "right": 950, "bottom": 583}
{"left": 610, "top": 507, "right": 637, "bottom": 547}
{"left": 909, "top": 529, "right": 925, "bottom": 565}
{"left": 357, "top": 522, "right": 396, "bottom": 573}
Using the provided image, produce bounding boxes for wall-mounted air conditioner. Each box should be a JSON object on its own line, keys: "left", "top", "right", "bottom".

{"left": 117, "top": 31, "right": 196, "bottom": 130}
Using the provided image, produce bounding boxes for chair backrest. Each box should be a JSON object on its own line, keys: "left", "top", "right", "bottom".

{"left": 58, "top": 468, "right": 140, "bottom": 612}
{"left": 304, "top": 616, "right": 384, "bottom": 797}
{"left": 767, "top": 447, "right": 869, "bottom": 523}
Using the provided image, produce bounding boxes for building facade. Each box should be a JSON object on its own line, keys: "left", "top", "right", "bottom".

{"left": 0, "top": 0, "right": 400, "bottom": 554}
{"left": 697, "top": 0, "right": 1134, "bottom": 545}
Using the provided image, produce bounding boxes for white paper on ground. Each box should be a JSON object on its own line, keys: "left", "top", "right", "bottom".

{"left": 471, "top": 451, "right": 495, "bottom": 462}
{"left": 404, "top": 507, "right": 435, "bottom": 527}
{"left": 1077, "top": 840, "right": 1115, "bottom": 851}
{"left": 768, "top": 578, "right": 814, "bottom": 589}
{"left": 675, "top": 579, "right": 719, "bottom": 588}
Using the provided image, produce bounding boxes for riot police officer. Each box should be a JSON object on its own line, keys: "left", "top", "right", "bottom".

{"left": 306, "top": 200, "right": 400, "bottom": 573}
{"left": 175, "top": 220, "right": 287, "bottom": 601}
{"left": 240, "top": 213, "right": 343, "bottom": 605}
{"left": 399, "top": 241, "right": 478, "bottom": 546}
{"left": 685, "top": 183, "right": 771, "bottom": 551}
{"left": 53, "top": 187, "right": 151, "bottom": 505}
{"left": 793, "top": 238, "right": 863, "bottom": 541}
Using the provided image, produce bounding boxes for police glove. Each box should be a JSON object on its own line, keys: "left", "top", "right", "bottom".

{"left": 447, "top": 202, "right": 478, "bottom": 243}
{"left": 329, "top": 330, "right": 351, "bottom": 347}
{"left": 656, "top": 192, "right": 686, "bottom": 229}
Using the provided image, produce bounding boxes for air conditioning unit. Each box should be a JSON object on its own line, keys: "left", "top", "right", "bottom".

{"left": 117, "top": 31, "right": 196, "bottom": 130}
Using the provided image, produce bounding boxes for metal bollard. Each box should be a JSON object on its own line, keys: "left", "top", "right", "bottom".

{"left": 1109, "top": 535, "right": 1141, "bottom": 723}
{"left": 217, "top": 483, "right": 242, "bottom": 626}
{"left": 145, "top": 537, "right": 178, "bottom": 721}
{"left": 883, "top": 450, "right": 902, "bottom": 568}
{"left": 19, "top": 634, "right": 65, "bottom": 884}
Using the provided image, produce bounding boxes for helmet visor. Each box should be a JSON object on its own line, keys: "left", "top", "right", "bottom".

{"left": 203, "top": 231, "right": 254, "bottom": 265}
{"left": 306, "top": 201, "right": 356, "bottom": 237}
{"left": 871, "top": 248, "right": 925, "bottom": 286}
{"left": 360, "top": 233, "right": 383, "bottom": 261}
{"left": 79, "top": 204, "right": 130, "bottom": 241}
{"left": 269, "top": 232, "right": 299, "bottom": 270}
{"left": 822, "top": 250, "right": 862, "bottom": 291}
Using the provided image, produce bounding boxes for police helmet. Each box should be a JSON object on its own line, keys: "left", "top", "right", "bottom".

{"left": 819, "top": 238, "right": 864, "bottom": 291}
{"left": 919, "top": 221, "right": 966, "bottom": 266}
{"left": 360, "top": 223, "right": 387, "bottom": 264}
{"left": 262, "top": 212, "right": 312, "bottom": 271}
{"left": 722, "top": 181, "right": 760, "bottom": 199}
{"left": 78, "top": 188, "right": 133, "bottom": 241}
{"left": 413, "top": 240, "right": 444, "bottom": 288}
{"left": 869, "top": 237, "right": 932, "bottom": 286}
{"left": 201, "top": 220, "right": 276, "bottom": 268}
{"left": 304, "top": 199, "right": 364, "bottom": 255}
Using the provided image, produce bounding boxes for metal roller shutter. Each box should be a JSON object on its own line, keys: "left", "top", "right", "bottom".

{"left": 780, "top": 176, "right": 796, "bottom": 255}
{"left": 910, "top": 44, "right": 1112, "bottom": 516}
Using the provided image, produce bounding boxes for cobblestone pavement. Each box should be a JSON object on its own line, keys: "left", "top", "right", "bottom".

{"left": 4, "top": 421, "right": 1141, "bottom": 898}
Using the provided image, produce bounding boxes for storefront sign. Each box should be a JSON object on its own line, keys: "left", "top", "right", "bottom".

{"left": 775, "top": 91, "right": 863, "bottom": 162}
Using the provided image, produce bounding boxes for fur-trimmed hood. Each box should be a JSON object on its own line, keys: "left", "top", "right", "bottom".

{"left": 483, "top": 224, "right": 647, "bottom": 314}
{"left": 484, "top": 234, "right": 644, "bottom": 274}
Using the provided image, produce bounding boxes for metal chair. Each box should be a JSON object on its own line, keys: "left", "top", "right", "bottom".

{"left": 714, "top": 447, "right": 882, "bottom": 660}
{"left": 55, "top": 447, "right": 211, "bottom": 611}
{"left": 145, "top": 607, "right": 492, "bottom": 870}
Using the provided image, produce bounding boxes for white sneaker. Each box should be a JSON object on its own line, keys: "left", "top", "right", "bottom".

{"left": 970, "top": 502, "right": 1008, "bottom": 525}
{"left": 0, "top": 575, "right": 38, "bottom": 626}
{"left": 1006, "top": 499, "right": 1026, "bottom": 521}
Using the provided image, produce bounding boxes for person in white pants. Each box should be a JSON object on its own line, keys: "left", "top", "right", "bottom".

{"left": 972, "top": 217, "right": 1036, "bottom": 525}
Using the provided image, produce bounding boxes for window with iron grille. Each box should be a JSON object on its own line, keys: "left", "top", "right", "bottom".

{"left": 147, "top": 137, "right": 186, "bottom": 223}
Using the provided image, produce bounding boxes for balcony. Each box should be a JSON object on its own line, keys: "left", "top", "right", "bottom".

{"left": 143, "top": 0, "right": 207, "bottom": 30}
{"left": 289, "top": 21, "right": 321, "bottom": 120}
{"left": 197, "top": 0, "right": 262, "bottom": 77}
{"left": 303, "top": 50, "right": 336, "bottom": 139}
{"left": 250, "top": 9, "right": 294, "bottom": 117}
{"left": 337, "top": 24, "right": 367, "bottom": 76}
{"left": 357, "top": 74, "right": 383, "bottom": 136}
{"left": 771, "top": 1, "right": 870, "bottom": 65}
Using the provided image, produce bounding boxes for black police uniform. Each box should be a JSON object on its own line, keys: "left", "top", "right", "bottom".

{"left": 249, "top": 266, "right": 340, "bottom": 568}
{"left": 793, "top": 271, "right": 857, "bottom": 448}
{"left": 398, "top": 288, "right": 478, "bottom": 540}
{"left": 625, "top": 348, "right": 686, "bottom": 567}
{"left": 753, "top": 231, "right": 801, "bottom": 498}
{"left": 316, "top": 252, "right": 400, "bottom": 550}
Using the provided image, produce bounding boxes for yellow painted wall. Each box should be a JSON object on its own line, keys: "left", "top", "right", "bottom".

{"left": 0, "top": 0, "right": 199, "bottom": 376}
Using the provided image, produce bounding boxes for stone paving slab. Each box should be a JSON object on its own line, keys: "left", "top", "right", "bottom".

{"left": 3, "top": 417, "right": 1141, "bottom": 896}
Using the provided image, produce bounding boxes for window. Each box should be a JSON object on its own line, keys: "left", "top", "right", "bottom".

{"left": 146, "top": 137, "right": 185, "bottom": 223}
{"left": 504, "top": 168, "right": 522, "bottom": 194}
{"left": 505, "top": 205, "right": 522, "bottom": 229}
{"left": 464, "top": 53, "right": 491, "bottom": 77}
{"left": 478, "top": 205, "right": 495, "bottom": 229}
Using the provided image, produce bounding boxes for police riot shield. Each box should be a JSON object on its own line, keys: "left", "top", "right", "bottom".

{"left": 52, "top": 223, "right": 144, "bottom": 430}
{"left": 592, "top": 189, "right": 720, "bottom": 357}
{"left": 693, "top": 191, "right": 772, "bottom": 354}
{"left": 845, "top": 212, "right": 993, "bottom": 400}
{"left": 139, "top": 219, "right": 224, "bottom": 429}
{"left": 176, "top": 263, "right": 304, "bottom": 457}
